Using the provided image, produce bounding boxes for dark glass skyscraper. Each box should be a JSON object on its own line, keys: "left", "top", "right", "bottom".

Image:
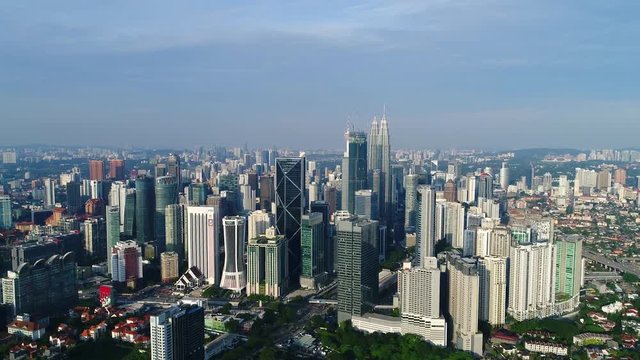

{"left": 135, "top": 176, "right": 155, "bottom": 243}
{"left": 341, "top": 130, "right": 367, "bottom": 214}
{"left": 123, "top": 191, "right": 136, "bottom": 238}
{"left": 310, "top": 201, "right": 331, "bottom": 272}
{"left": 155, "top": 176, "right": 178, "bottom": 252}
{"left": 66, "top": 181, "right": 82, "bottom": 215}
{"left": 275, "top": 156, "right": 305, "bottom": 286}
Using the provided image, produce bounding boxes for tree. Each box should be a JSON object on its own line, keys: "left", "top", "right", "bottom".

{"left": 225, "top": 319, "right": 240, "bottom": 333}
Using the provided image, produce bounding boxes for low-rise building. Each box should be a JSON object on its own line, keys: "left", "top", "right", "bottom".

{"left": 524, "top": 341, "right": 569, "bottom": 356}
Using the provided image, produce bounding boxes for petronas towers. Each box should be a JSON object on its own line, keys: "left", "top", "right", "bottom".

{"left": 368, "top": 113, "right": 391, "bottom": 222}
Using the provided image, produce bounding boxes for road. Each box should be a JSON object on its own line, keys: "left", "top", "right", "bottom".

{"left": 583, "top": 250, "right": 640, "bottom": 277}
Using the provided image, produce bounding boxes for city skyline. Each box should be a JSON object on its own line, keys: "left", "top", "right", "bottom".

{"left": 2, "top": 1, "right": 640, "bottom": 149}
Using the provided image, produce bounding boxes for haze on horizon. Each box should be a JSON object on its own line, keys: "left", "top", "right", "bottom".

{"left": 1, "top": 1, "right": 639, "bottom": 150}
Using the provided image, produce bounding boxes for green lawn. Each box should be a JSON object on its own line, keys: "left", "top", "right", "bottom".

{"left": 67, "top": 338, "right": 149, "bottom": 360}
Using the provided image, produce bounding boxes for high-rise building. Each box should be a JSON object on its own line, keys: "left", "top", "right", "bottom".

{"left": 310, "top": 201, "right": 332, "bottom": 273}
{"left": 367, "top": 114, "right": 392, "bottom": 224}
{"left": 220, "top": 216, "right": 247, "bottom": 292}
{"left": 300, "top": 212, "right": 325, "bottom": 289}
{"left": 189, "top": 182, "right": 209, "bottom": 206}
{"left": 0, "top": 195, "right": 11, "bottom": 229}
{"left": 555, "top": 235, "right": 583, "bottom": 311}
{"left": 106, "top": 206, "right": 120, "bottom": 274}
{"left": 258, "top": 175, "right": 275, "bottom": 211}
{"left": 89, "top": 160, "right": 105, "bottom": 180}
{"left": 354, "top": 189, "right": 378, "bottom": 220}
{"left": 478, "top": 256, "right": 507, "bottom": 326}
{"left": 542, "top": 172, "right": 553, "bottom": 192}
{"left": 398, "top": 259, "right": 447, "bottom": 346}
{"left": 135, "top": 175, "right": 155, "bottom": 243}
{"left": 165, "top": 204, "right": 185, "bottom": 262}
{"left": 416, "top": 186, "right": 436, "bottom": 265}
{"left": 108, "top": 159, "right": 126, "bottom": 180}
{"left": 323, "top": 185, "right": 338, "bottom": 218}
{"left": 2, "top": 252, "right": 77, "bottom": 317}
{"left": 108, "top": 181, "right": 128, "bottom": 229}
{"left": 443, "top": 202, "right": 465, "bottom": 249}
{"left": 123, "top": 191, "right": 136, "bottom": 238}
{"left": 444, "top": 180, "right": 457, "bottom": 202}
{"left": 336, "top": 215, "right": 378, "bottom": 322}
{"left": 499, "top": 162, "right": 510, "bottom": 190}
{"left": 246, "top": 227, "right": 289, "bottom": 297}
{"left": 614, "top": 168, "right": 627, "bottom": 186}
{"left": 489, "top": 227, "right": 511, "bottom": 258}
{"left": 84, "top": 217, "right": 106, "bottom": 258}
{"left": 167, "top": 153, "right": 182, "bottom": 190}
{"left": 66, "top": 181, "right": 82, "bottom": 214}
{"left": 447, "top": 254, "right": 483, "bottom": 356}
{"left": 478, "top": 173, "right": 493, "bottom": 200}
{"left": 44, "top": 178, "right": 56, "bottom": 208}
{"left": 596, "top": 170, "right": 611, "bottom": 190}
{"left": 247, "top": 210, "right": 273, "bottom": 240}
{"left": 150, "top": 304, "right": 204, "bottom": 360}
{"left": 275, "top": 156, "right": 305, "bottom": 286}
{"left": 155, "top": 176, "right": 178, "bottom": 252}
{"left": 111, "top": 240, "right": 143, "bottom": 290}
{"left": 239, "top": 184, "right": 256, "bottom": 213}
{"left": 404, "top": 172, "right": 419, "bottom": 229}
{"left": 508, "top": 242, "right": 556, "bottom": 321}
{"left": 160, "top": 251, "right": 179, "bottom": 283}
{"left": 341, "top": 131, "right": 367, "bottom": 214}
{"left": 185, "top": 205, "right": 220, "bottom": 285}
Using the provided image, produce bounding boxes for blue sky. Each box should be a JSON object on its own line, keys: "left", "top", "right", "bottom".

{"left": 1, "top": 1, "right": 639, "bottom": 150}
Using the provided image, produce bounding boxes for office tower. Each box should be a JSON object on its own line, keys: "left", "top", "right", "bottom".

{"left": 555, "top": 235, "right": 583, "bottom": 306}
{"left": 189, "top": 182, "right": 209, "bottom": 206}
{"left": 246, "top": 227, "right": 289, "bottom": 297}
{"left": 542, "top": 172, "right": 553, "bottom": 192}
{"left": 160, "top": 252, "right": 180, "bottom": 283}
{"left": 447, "top": 254, "right": 483, "bottom": 356}
{"left": 165, "top": 204, "right": 185, "bottom": 261}
{"left": 367, "top": 114, "right": 392, "bottom": 224}
{"left": 66, "top": 181, "right": 82, "bottom": 214}
{"left": 109, "top": 181, "right": 127, "bottom": 223}
{"left": 43, "top": 178, "right": 55, "bottom": 208}
{"left": 135, "top": 175, "right": 155, "bottom": 243}
{"left": 111, "top": 240, "right": 143, "bottom": 290}
{"left": 123, "top": 191, "right": 136, "bottom": 238}
{"left": 443, "top": 180, "right": 457, "bottom": 202}
{"left": 499, "top": 162, "right": 510, "bottom": 190}
{"left": 108, "top": 159, "right": 126, "bottom": 180}
{"left": 341, "top": 130, "right": 367, "bottom": 214}
{"left": 84, "top": 217, "right": 106, "bottom": 258}
{"left": 2, "top": 252, "right": 77, "bottom": 317}
{"left": 156, "top": 163, "right": 167, "bottom": 178}
{"left": 150, "top": 305, "right": 204, "bottom": 360}
{"left": 404, "top": 172, "right": 419, "bottom": 229}
{"left": 167, "top": 153, "right": 182, "bottom": 190}
{"left": 258, "top": 175, "right": 274, "bottom": 211}
{"left": 89, "top": 160, "right": 105, "bottom": 180}
{"left": 323, "top": 185, "right": 338, "bottom": 217}
{"left": 614, "top": 168, "right": 627, "bottom": 186}
{"left": 220, "top": 216, "right": 247, "bottom": 292}
{"left": 369, "top": 169, "right": 385, "bottom": 220}
{"left": 247, "top": 210, "right": 273, "bottom": 240}
{"left": 596, "top": 170, "right": 611, "bottom": 190}
{"left": 354, "top": 189, "right": 378, "bottom": 220}
{"left": 508, "top": 242, "right": 556, "bottom": 321}
{"left": 478, "top": 256, "right": 507, "bottom": 326}
{"left": 398, "top": 260, "right": 447, "bottom": 346}
{"left": 186, "top": 205, "right": 220, "bottom": 285}
{"left": 466, "top": 175, "right": 477, "bottom": 203}
{"left": 275, "top": 156, "right": 305, "bottom": 285}
{"left": 310, "top": 201, "right": 332, "bottom": 273}
{"left": 0, "top": 195, "right": 11, "bottom": 229}
{"left": 416, "top": 186, "right": 436, "bottom": 265}
{"left": 155, "top": 176, "right": 178, "bottom": 252}
{"left": 239, "top": 184, "right": 256, "bottom": 213}
{"left": 308, "top": 182, "right": 319, "bottom": 206}
{"left": 489, "top": 227, "right": 511, "bottom": 257}
{"left": 106, "top": 206, "right": 120, "bottom": 273}
{"left": 443, "top": 202, "right": 465, "bottom": 248}
{"left": 478, "top": 173, "right": 493, "bottom": 200}
{"left": 336, "top": 215, "right": 379, "bottom": 322}
{"left": 300, "top": 212, "right": 325, "bottom": 289}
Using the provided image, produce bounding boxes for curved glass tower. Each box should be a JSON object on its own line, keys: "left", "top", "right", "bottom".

{"left": 220, "top": 216, "right": 247, "bottom": 292}
{"left": 135, "top": 175, "right": 155, "bottom": 244}
{"left": 155, "top": 176, "right": 178, "bottom": 252}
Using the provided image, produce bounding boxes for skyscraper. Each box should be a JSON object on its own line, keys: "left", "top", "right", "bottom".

{"left": 508, "top": 241, "right": 556, "bottom": 321}
{"left": 443, "top": 202, "right": 465, "bottom": 249}
{"left": 165, "top": 204, "right": 185, "bottom": 262}
{"left": 155, "top": 176, "right": 178, "bottom": 252}
{"left": 275, "top": 156, "right": 305, "bottom": 286}
{"left": 300, "top": 212, "right": 325, "bottom": 289}
{"left": 185, "top": 205, "right": 220, "bottom": 285}
{"left": 354, "top": 189, "right": 378, "bottom": 220}
{"left": 341, "top": 130, "right": 367, "bottom": 214}
{"left": 478, "top": 173, "right": 493, "bottom": 200}
{"left": 160, "top": 251, "right": 179, "bottom": 284}
{"left": 398, "top": 259, "right": 447, "bottom": 346}
{"left": 367, "top": 113, "right": 391, "bottom": 224}
{"left": 44, "top": 178, "right": 56, "bottom": 208}
{"left": 336, "top": 215, "right": 378, "bottom": 322}
{"left": 555, "top": 234, "right": 583, "bottom": 311}
{"left": 110, "top": 240, "right": 143, "bottom": 290}
{"left": 499, "top": 162, "right": 509, "bottom": 190}
{"left": 443, "top": 180, "right": 457, "bottom": 202}
{"left": 108, "top": 159, "right": 126, "bottom": 180}
{"left": 416, "top": 185, "right": 436, "bottom": 265}
{"left": 167, "top": 153, "right": 182, "bottom": 190}
{"left": 247, "top": 210, "right": 273, "bottom": 240}
{"left": 404, "top": 172, "right": 419, "bottom": 229}
{"left": 478, "top": 256, "right": 507, "bottom": 326}
{"left": 150, "top": 305, "right": 204, "bottom": 360}
{"left": 0, "top": 195, "right": 11, "bottom": 229}
{"left": 89, "top": 160, "right": 105, "bottom": 180}
{"left": 323, "top": 185, "right": 337, "bottom": 217}
{"left": 106, "top": 206, "right": 120, "bottom": 274}
{"left": 66, "top": 181, "right": 82, "bottom": 214}
{"left": 246, "top": 227, "right": 289, "bottom": 297}
{"left": 310, "top": 201, "right": 332, "bottom": 273}
{"left": 220, "top": 216, "right": 247, "bottom": 292}
{"left": 447, "top": 254, "right": 483, "bottom": 356}
{"left": 84, "top": 217, "right": 106, "bottom": 258}
{"left": 135, "top": 175, "right": 155, "bottom": 244}
{"left": 258, "top": 175, "right": 274, "bottom": 211}
{"left": 123, "top": 191, "right": 136, "bottom": 238}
